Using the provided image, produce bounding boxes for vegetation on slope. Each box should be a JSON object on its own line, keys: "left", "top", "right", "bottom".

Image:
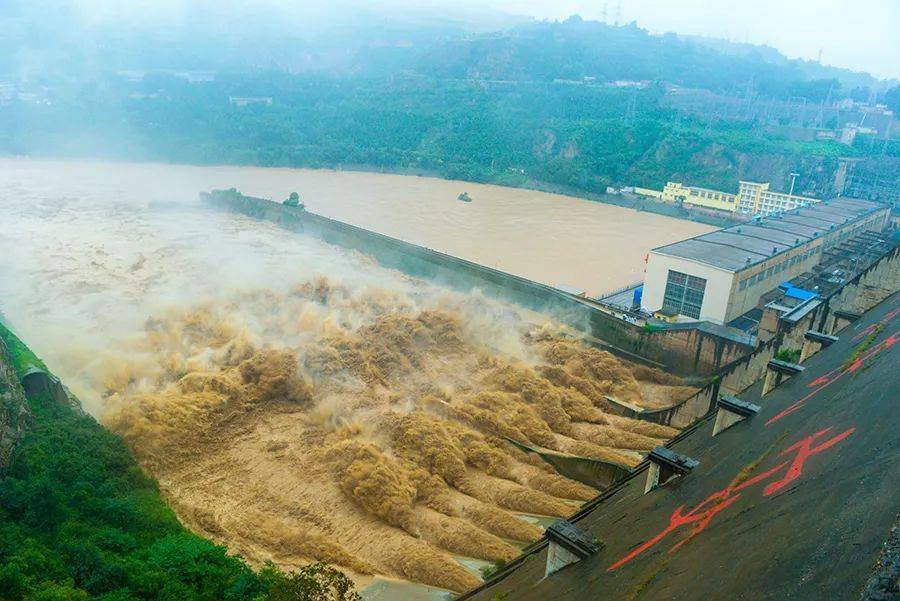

{"left": 2, "top": 16, "right": 894, "bottom": 201}
{"left": 0, "top": 327, "right": 47, "bottom": 379}
{"left": 3, "top": 73, "right": 869, "bottom": 198}
{"left": 0, "top": 324, "right": 359, "bottom": 601}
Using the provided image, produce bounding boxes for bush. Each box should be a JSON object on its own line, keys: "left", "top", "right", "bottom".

{"left": 0, "top": 389, "right": 264, "bottom": 600}
{"left": 774, "top": 348, "right": 801, "bottom": 363}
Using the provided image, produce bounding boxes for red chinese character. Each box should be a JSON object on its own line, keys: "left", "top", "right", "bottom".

{"left": 606, "top": 426, "right": 855, "bottom": 571}
{"left": 763, "top": 427, "right": 855, "bottom": 496}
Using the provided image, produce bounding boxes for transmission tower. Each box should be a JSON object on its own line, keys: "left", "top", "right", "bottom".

{"left": 624, "top": 90, "right": 637, "bottom": 126}
{"left": 815, "top": 83, "right": 834, "bottom": 129}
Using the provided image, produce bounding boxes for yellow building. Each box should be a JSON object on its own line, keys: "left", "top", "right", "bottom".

{"left": 662, "top": 182, "right": 738, "bottom": 213}
{"left": 737, "top": 181, "right": 820, "bottom": 216}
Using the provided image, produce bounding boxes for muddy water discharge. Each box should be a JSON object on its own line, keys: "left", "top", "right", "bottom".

{"left": 0, "top": 158, "right": 695, "bottom": 591}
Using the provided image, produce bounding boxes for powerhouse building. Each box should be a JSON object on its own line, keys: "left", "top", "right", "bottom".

{"left": 641, "top": 197, "right": 890, "bottom": 324}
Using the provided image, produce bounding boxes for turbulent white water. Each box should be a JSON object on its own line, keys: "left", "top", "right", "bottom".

{"left": 0, "top": 157, "right": 712, "bottom": 409}
{"left": 0, "top": 157, "right": 693, "bottom": 593}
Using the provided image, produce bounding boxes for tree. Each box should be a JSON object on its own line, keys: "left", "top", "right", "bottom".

{"left": 283, "top": 192, "right": 302, "bottom": 207}
{"left": 258, "top": 562, "right": 360, "bottom": 601}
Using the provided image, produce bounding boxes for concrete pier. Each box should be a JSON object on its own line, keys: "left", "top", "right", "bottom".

{"left": 762, "top": 359, "right": 805, "bottom": 395}
{"left": 712, "top": 395, "right": 760, "bottom": 436}
{"left": 800, "top": 330, "right": 839, "bottom": 363}
{"left": 644, "top": 446, "right": 699, "bottom": 493}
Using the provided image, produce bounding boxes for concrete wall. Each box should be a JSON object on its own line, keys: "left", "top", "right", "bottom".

{"left": 641, "top": 252, "right": 736, "bottom": 323}
{"left": 723, "top": 247, "right": 898, "bottom": 394}
{"left": 827, "top": 247, "right": 900, "bottom": 317}
{"left": 205, "top": 190, "right": 754, "bottom": 376}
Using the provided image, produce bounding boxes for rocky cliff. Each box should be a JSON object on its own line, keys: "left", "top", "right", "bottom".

{"left": 0, "top": 335, "right": 30, "bottom": 469}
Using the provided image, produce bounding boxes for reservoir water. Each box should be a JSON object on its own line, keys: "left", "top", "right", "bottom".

{"left": 1, "top": 158, "right": 712, "bottom": 296}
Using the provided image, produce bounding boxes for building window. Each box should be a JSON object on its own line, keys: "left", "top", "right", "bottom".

{"left": 739, "top": 279, "right": 747, "bottom": 291}
{"left": 662, "top": 270, "right": 707, "bottom": 319}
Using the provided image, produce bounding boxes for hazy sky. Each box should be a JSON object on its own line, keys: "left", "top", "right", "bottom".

{"left": 487, "top": 0, "right": 899, "bottom": 79}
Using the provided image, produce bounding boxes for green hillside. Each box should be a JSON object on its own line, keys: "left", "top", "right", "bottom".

{"left": 0, "top": 324, "right": 358, "bottom": 601}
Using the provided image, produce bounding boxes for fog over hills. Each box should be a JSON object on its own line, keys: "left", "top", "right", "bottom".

{"left": 1, "top": 0, "right": 897, "bottom": 203}
{"left": 0, "top": 0, "right": 892, "bottom": 91}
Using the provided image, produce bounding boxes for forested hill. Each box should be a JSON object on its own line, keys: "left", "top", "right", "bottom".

{"left": 0, "top": 3, "right": 892, "bottom": 99}
{"left": 1, "top": 8, "right": 897, "bottom": 201}
{"left": 404, "top": 18, "right": 884, "bottom": 100}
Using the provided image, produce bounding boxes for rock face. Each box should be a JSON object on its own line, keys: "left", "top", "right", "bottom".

{"left": 0, "top": 336, "right": 30, "bottom": 470}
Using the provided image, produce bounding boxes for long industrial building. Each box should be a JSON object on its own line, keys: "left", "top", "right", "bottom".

{"left": 657, "top": 180, "right": 819, "bottom": 216}
{"left": 640, "top": 197, "right": 890, "bottom": 324}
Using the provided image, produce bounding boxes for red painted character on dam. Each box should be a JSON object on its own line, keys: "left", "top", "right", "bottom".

{"left": 607, "top": 426, "right": 855, "bottom": 571}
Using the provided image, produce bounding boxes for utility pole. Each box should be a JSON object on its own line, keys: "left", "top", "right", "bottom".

{"left": 789, "top": 172, "right": 800, "bottom": 196}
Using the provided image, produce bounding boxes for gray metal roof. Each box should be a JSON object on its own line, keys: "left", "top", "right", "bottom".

{"left": 702, "top": 231, "right": 791, "bottom": 257}
{"left": 652, "top": 197, "right": 885, "bottom": 272}
{"left": 728, "top": 225, "right": 803, "bottom": 246}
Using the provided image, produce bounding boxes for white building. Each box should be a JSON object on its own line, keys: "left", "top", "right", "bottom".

{"left": 228, "top": 96, "right": 273, "bottom": 107}
{"left": 641, "top": 198, "right": 889, "bottom": 324}
{"left": 737, "top": 181, "right": 820, "bottom": 215}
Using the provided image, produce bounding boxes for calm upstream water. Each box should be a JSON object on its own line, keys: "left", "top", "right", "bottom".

{"left": 0, "top": 158, "right": 711, "bottom": 295}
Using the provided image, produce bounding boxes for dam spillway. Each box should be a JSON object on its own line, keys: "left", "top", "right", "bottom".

{"left": 204, "top": 188, "right": 755, "bottom": 377}
{"left": 0, "top": 158, "right": 701, "bottom": 594}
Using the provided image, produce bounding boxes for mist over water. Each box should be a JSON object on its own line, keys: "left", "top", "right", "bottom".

{"left": 0, "top": 157, "right": 712, "bottom": 378}
{"left": 0, "top": 157, "right": 695, "bottom": 591}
